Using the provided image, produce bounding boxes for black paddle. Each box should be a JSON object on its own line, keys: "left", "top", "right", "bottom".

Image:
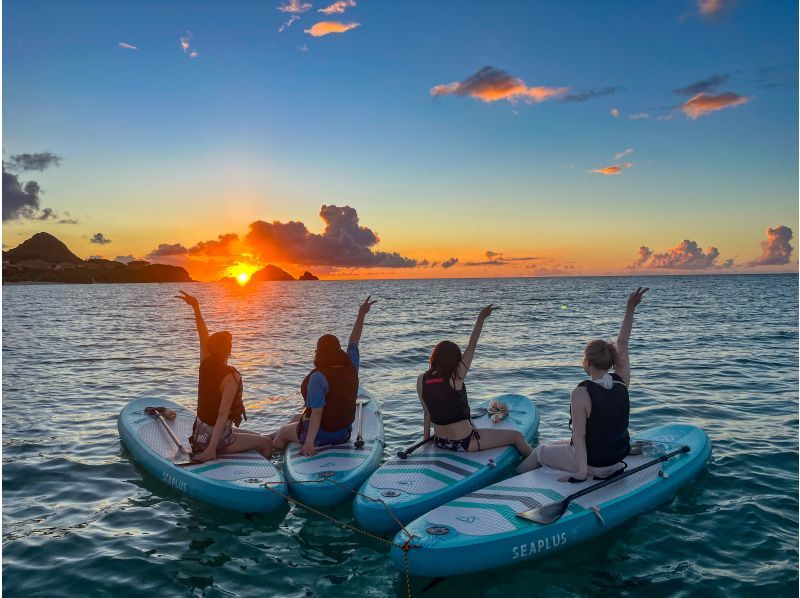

{"left": 516, "top": 444, "right": 691, "bottom": 525}
{"left": 396, "top": 409, "right": 490, "bottom": 459}
{"left": 397, "top": 436, "right": 433, "bottom": 459}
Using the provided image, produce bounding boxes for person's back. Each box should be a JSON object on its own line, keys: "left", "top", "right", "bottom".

{"left": 579, "top": 370, "right": 630, "bottom": 467}
{"left": 417, "top": 305, "right": 533, "bottom": 458}
{"left": 272, "top": 296, "right": 376, "bottom": 456}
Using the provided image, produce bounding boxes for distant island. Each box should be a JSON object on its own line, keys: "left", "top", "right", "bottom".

{"left": 2, "top": 233, "right": 193, "bottom": 284}
{"left": 218, "top": 266, "right": 319, "bottom": 283}
{"left": 3, "top": 232, "right": 319, "bottom": 284}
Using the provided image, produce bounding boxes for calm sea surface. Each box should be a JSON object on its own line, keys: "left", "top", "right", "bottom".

{"left": 3, "top": 275, "right": 798, "bottom": 596}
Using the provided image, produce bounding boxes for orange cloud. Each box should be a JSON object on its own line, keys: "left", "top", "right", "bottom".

{"left": 682, "top": 92, "right": 749, "bottom": 119}
{"left": 431, "top": 66, "right": 568, "bottom": 104}
{"left": 698, "top": 0, "right": 725, "bottom": 15}
{"left": 590, "top": 162, "right": 633, "bottom": 176}
{"left": 749, "top": 225, "right": 794, "bottom": 266}
{"left": 639, "top": 239, "right": 722, "bottom": 269}
{"left": 304, "top": 21, "right": 360, "bottom": 36}
{"left": 318, "top": 0, "right": 356, "bottom": 14}
{"left": 278, "top": 0, "right": 312, "bottom": 14}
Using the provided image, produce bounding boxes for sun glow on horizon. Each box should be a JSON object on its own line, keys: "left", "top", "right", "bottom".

{"left": 225, "top": 262, "right": 261, "bottom": 285}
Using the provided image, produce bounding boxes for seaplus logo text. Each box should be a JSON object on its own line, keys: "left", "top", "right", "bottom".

{"left": 162, "top": 472, "right": 188, "bottom": 492}
{"left": 512, "top": 532, "right": 567, "bottom": 560}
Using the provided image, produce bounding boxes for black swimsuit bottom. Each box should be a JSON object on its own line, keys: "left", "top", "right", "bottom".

{"left": 434, "top": 428, "right": 481, "bottom": 452}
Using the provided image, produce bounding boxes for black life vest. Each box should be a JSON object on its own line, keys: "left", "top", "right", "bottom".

{"left": 197, "top": 357, "right": 246, "bottom": 427}
{"left": 574, "top": 372, "right": 630, "bottom": 467}
{"left": 420, "top": 372, "right": 471, "bottom": 426}
{"left": 300, "top": 361, "right": 359, "bottom": 432}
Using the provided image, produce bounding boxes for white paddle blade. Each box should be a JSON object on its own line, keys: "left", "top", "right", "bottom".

{"left": 516, "top": 500, "right": 569, "bottom": 525}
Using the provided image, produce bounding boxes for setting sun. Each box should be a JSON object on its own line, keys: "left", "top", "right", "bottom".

{"left": 225, "top": 262, "right": 260, "bottom": 285}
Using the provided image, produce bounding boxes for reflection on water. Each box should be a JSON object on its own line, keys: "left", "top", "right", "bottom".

{"left": 3, "top": 275, "right": 798, "bottom": 596}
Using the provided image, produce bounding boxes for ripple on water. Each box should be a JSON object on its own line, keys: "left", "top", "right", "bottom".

{"left": 2, "top": 275, "right": 798, "bottom": 596}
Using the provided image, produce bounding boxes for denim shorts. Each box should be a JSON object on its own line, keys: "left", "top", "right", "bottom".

{"left": 296, "top": 418, "right": 351, "bottom": 447}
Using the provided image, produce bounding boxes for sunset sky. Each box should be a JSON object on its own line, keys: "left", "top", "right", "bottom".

{"left": 3, "top": 0, "right": 798, "bottom": 280}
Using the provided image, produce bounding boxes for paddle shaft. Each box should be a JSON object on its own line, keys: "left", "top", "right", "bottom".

{"left": 152, "top": 412, "right": 190, "bottom": 455}
{"left": 397, "top": 408, "right": 505, "bottom": 458}
{"left": 354, "top": 400, "right": 365, "bottom": 447}
{"left": 565, "top": 445, "right": 690, "bottom": 503}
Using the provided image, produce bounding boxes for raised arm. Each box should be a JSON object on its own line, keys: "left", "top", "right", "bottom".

{"left": 456, "top": 304, "right": 499, "bottom": 380}
{"left": 614, "top": 287, "right": 648, "bottom": 385}
{"left": 176, "top": 290, "right": 209, "bottom": 362}
{"left": 349, "top": 295, "right": 377, "bottom": 346}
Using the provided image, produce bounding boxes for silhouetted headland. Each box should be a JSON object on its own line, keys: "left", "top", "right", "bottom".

{"left": 3, "top": 232, "right": 192, "bottom": 284}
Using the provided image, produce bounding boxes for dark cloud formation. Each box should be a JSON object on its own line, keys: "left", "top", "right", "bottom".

{"left": 751, "top": 65, "right": 797, "bottom": 90}
{"left": 58, "top": 212, "right": 79, "bottom": 224}
{"left": 673, "top": 74, "right": 729, "bottom": 96}
{"left": 3, "top": 169, "right": 51, "bottom": 222}
{"left": 147, "top": 243, "right": 189, "bottom": 258}
{"left": 463, "top": 251, "right": 538, "bottom": 267}
{"left": 2, "top": 152, "right": 63, "bottom": 222}
{"left": 561, "top": 86, "right": 619, "bottom": 103}
{"left": 441, "top": 257, "right": 459, "bottom": 269}
{"left": 188, "top": 233, "right": 239, "bottom": 257}
{"left": 749, "top": 225, "right": 793, "bottom": 266}
{"left": 6, "top": 152, "right": 62, "bottom": 172}
{"left": 90, "top": 233, "right": 112, "bottom": 245}
{"left": 245, "top": 205, "right": 417, "bottom": 268}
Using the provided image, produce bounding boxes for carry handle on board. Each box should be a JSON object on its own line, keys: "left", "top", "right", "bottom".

{"left": 396, "top": 408, "right": 493, "bottom": 459}
{"left": 144, "top": 406, "right": 193, "bottom": 466}
{"left": 353, "top": 396, "right": 370, "bottom": 449}
{"left": 516, "top": 444, "right": 691, "bottom": 525}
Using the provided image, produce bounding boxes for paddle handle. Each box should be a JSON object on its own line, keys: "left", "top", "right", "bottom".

{"left": 566, "top": 445, "right": 690, "bottom": 502}
{"left": 397, "top": 436, "right": 434, "bottom": 459}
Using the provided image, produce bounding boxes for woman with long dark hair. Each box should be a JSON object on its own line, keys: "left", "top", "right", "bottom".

{"left": 418, "top": 305, "right": 533, "bottom": 456}
{"left": 272, "top": 296, "right": 377, "bottom": 456}
{"left": 176, "top": 291, "right": 273, "bottom": 463}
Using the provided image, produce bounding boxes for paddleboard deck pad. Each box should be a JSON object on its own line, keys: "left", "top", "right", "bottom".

{"left": 118, "top": 397, "right": 286, "bottom": 513}
{"left": 391, "top": 423, "right": 711, "bottom": 577}
{"left": 355, "top": 394, "right": 539, "bottom": 534}
{"left": 284, "top": 386, "right": 385, "bottom": 507}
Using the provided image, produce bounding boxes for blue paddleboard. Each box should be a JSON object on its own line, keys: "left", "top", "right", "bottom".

{"left": 284, "top": 386, "right": 384, "bottom": 507}
{"left": 355, "top": 394, "right": 539, "bottom": 534}
{"left": 391, "top": 423, "right": 711, "bottom": 577}
{"left": 118, "top": 398, "right": 286, "bottom": 513}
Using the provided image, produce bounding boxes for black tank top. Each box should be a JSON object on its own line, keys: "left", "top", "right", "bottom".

{"left": 420, "top": 372, "right": 471, "bottom": 426}
{"left": 197, "top": 356, "right": 246, "bottom": 427}
{"left": 574, "top": 373, "right": 630, "bottom": 467}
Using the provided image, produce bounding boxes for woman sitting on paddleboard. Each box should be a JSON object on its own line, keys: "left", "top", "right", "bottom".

{"left": 417, "top": 305, "right": 533, "bottom": 457}
{"left": 517, "top": 287, "right": 649, "bottom": 480}
{"left": 177, "top": 291, "right": 273, "bottom": 463}
{"left": 272, "top": 296, "right": 377, "bottom": 457}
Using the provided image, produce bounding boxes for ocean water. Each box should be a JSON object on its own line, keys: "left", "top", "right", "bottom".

{"left": 2, "top": 275, "right": 798, "bottom": 596}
